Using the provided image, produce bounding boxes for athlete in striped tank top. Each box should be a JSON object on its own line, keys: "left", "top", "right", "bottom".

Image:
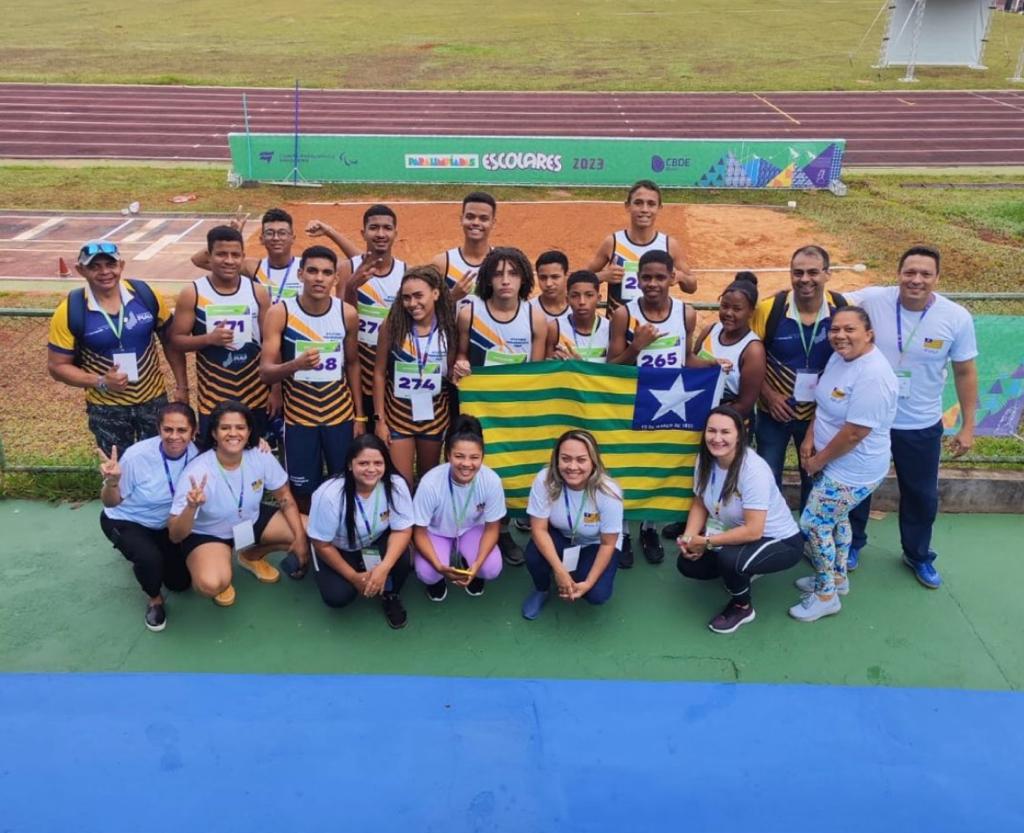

{"left": 430, "top": 191, "right": 496, "bottom": 303}
{"left": 529, "top": 250, "right": 571, "bottom": 325}
{"left": 586, "top": 180, "right": 695, "bottom": 315}
{"left": 171, "top": 226, "right": 271, "bottom": 439}
{"left": 374, "top": 266, "right": 459, "bottom": 489}
{"left": 609, "top": 249, "right": 698, "bottom": 568}
{"left": 260, "top": 246, "right": 364, "bottom": 509}
{"left": 547, "top": 270, "right": 611, "bottom": 363}
{"left": 453, "top": 247, "right": 546, "bottom": 568}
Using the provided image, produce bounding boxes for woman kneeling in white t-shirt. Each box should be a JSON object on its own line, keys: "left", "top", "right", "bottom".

{"left": 791, "top": 307, "right": 898, "bottom": 622}
{"left": 677, "top": 406, "right": 804, "bottom": 634}
{"left": 168, "top": 400, "right": 308, "bottom": 607}
{"left": 307, "top": 434, "right": 414, "bottom": 629}
{"left": 521, "top": 430, "right": 623, "bottom": 620}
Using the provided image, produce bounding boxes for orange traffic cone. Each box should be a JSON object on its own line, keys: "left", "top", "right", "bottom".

{"left": 58, "top": 257, "right": 71, "bottom": 278}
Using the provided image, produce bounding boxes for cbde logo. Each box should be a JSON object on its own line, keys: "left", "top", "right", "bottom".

{"left": 651, "top": 155, "right": 690, "bottom": 173}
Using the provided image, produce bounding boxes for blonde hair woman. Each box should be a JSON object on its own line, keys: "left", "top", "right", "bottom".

{"left": 521, "top": 430, "right": 624, "bottom": 620}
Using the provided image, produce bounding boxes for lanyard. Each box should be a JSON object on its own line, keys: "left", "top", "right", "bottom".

{"left": 160, "top": 446, "right": 191, "bottom": 497}
{"left": 896, "top": 296, "right": 934, "bottom": 357}
{"left": 562, "top": 487, "right": 588, "bottom": 544}
{"left": 88, "top": 287, "right": 125, "bottom": 346}
{"left": 796, "top": 304, "right": 823, "bottom": 369}
{"left": 271, "top": 258, "right": 296, "bottom": 303}
{"left": 354, "top": 483, "right": 383, "bottom": 545}
{"left": 448, "top": 470, "right": 478, "bottom": 536}
{"left": 709, "top": 465, "right": 723, "bottom": 517}
{"left": 215, "top": 459, "right": 245, "bottom": 518}
{"left": 413, "top": 317, "right": 438, "bottom": 375}
{"left": 570, "top": 314, "right": 598, "bottom": 351}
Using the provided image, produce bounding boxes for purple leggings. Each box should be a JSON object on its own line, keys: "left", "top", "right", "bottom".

{"left": 414, "top": 525, "right": 503, "bottom": 584}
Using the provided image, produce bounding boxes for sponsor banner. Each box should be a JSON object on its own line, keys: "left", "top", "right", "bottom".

{"left": 229, "top": 133, "right": 845, "bottom": 189}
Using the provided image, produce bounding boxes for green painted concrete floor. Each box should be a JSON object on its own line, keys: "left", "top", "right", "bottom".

{"left": 0, "top": 500, "right": 1019, "bottom": 690}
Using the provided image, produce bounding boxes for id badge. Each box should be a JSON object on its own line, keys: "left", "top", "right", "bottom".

{"left": 294, "top": 340, "right": 342, "bottom": 383}
{"left": 206, "top": 304, "right": 251, "bottom": 350}
{"left": 620, "top": 260, "right": 641, "bottom": 303}
{"left": 449, "top": 537, "right": 464, "bottom": 569}
{"left": 393, "top": 362, "right": 441, "bottom": 400}
{"left": 362, "top": 548, "right": 382, "bottom": 570}
{"left": 411, "top": 391, "right": 435, "bottom": 422}
{"left": 484, "top": 349, "right": 527, "bottom": 368}
{"left": 232, "top": 519, "right": 256, "bottom": 550}
{"left": 356, "top": 304, "right": 387, "bottom": 346}
{"left": 793, "top": 370, "right": 818, "bottom": 403}
{"left": 896, "top": 369, "right": 912, "bottom": 399}
{"left": 562, "top": 545, "right": 582, "bottom": 573}
{"left": 111, "top": 351, "right": 139, "bottom": 382}
{"left": 705, "top": 518, "right": 727, "bottom": 537}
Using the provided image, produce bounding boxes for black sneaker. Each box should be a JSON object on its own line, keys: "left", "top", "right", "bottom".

{"left": 382, "top": 592, "right": 408, "bottom": 629}
{"left": 661, "top": 521, "right": 685, "bottom": 540}
{"left": 498, "top": 530, "right": 524, "bottom": 567}
{"left": 465, "top": 577, "right": 485, "bottom": 597}
{"left": 145, "top": 602, "right": 166, "bottom": 633}
{"left": 619, "top": 534, "right": 634, "bottom": 569}
{"left": 640, "top": 526, "right": 665, "bottom": 564}
{"left": 426, "top": 579, "right": 447, "bottom": 602}
{"left": 708, "top": 602, "right": 756, "bottom": 634}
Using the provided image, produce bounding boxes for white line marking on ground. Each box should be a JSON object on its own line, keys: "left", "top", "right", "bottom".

{"left": 100, "top": 219, "right": 135, "bottom": 240}
{"left": 133, "top": 234, "right": 178, "bottom": 261}
{"left": 13, "top": 216, "right": 64, "bottom": 241}
{"left": 121, "top": 219, "right": 165, "bottom": 242}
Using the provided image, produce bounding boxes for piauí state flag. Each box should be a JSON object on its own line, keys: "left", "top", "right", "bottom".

{"left": 458, "top": 361, "right": 722, "bottom": 521}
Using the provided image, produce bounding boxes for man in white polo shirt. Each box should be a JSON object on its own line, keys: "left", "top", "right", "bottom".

{"left": 847, "top": 245, "right": 978, "bottom": 589}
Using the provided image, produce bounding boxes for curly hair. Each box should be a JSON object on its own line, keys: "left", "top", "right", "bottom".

{"left": 382, "top": 265, "right": 458, "bottom": 363}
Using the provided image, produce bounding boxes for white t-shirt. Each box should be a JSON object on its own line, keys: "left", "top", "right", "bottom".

{"left": 104, "top": 436, "right": 200, "bottom": 529}
{"left": 813, "top": 348, "right": 899, "bottom": 486}
{"left": 693, "top": 451, "right": 798, "bottom": 540}
{"left": 412, "top": 462, "right": 506, "bottom": 537}
{"left": 171, "top": 448, "right": 288, "bottom": 539}
{"left": 526, "top": 467, "right": 624, "bottom": 548}
{"left": 307, "top": 474, "right": 414, "bottom": 551}
{"left": 847, "top": 286, "right": 978, "bottom": 429}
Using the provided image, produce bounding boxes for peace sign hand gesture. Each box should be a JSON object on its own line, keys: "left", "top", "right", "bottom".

{"left": 186, "top": 474, "right": 208, "bottom": 509}
{"left": 97, "top": 445, "right": 120, "bottom": 483}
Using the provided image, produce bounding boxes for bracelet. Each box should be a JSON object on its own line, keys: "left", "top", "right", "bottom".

{"left": 354, "top": 416, "right": 368, "bottom": 423}
{"left": 102, "top": 478, "right": 119, "bottom": 488}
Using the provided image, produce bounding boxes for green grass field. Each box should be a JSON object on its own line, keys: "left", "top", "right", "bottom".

{"left": 4, "top": 1, "right": 1024, "bottom": 91}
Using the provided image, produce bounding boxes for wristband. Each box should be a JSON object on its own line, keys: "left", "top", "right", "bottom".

{"left": 96, "top": 375, "right": 109, "bottom": 392}
{"left": 354, "top": 416, "right": 368, "bottom": 423}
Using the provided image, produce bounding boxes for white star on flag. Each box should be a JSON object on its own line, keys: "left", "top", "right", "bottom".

{"left": 649, "top": 375, "right": 704, "bottom": 423}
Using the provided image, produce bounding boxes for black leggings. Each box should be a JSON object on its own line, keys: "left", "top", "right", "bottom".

{"left": 99, "top": 513, "right": 191, "bottom": 598}
{"left": 312, "top": 531, "right": 411, "bottom": 608}
{"left": 676, "top": 532, "right": 803, "bottom": 605}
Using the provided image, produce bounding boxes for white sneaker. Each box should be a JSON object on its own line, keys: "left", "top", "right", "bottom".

{"left": 788, "top": 591, "right": 841, "bottom": 622}
{"left": 794, "top": 575, "right": 849, "bottom": 596}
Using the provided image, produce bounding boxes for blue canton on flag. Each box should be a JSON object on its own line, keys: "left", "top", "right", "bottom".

{"left": 632, "top": 366, "right": 722, "bottom": 431}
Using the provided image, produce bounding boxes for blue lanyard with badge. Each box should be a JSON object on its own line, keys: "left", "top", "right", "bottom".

{"left": 394, "top": 318, "right": 441, "bottom": 422}
{"left": 561, "top": 488, "right": 587, "bottom": 573}
{"left": 894, "top": 297, "right": 934, "bottom": 399}
{"left": 91, "top": 287, "right": 141, "bottom": 384}
{"left": 160, "top": 447, "right": 192, "bottom": 497}
{"left": 570, "top": 314, "right": 604, "bottom": 361}
{"left": 448, "top": 471, "right": 478, "bottom": 568}
{"left": 271, "top": 258, "right": 298, "bottom": 303}
{"left": 793, "top": 304, "right": 824, "bottom": 404}
{"left": 355, "top": 484, "right": 385, "bottom": 570}
{"left": 705, "top": 466, "right": 729, "bottom": 542}
{"left": 216, "top": 459, "right": 254, "bottom": 550}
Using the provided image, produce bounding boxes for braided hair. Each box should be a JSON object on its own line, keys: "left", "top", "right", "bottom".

{"left": 382, "top": 265, "right": 458, "bottom": 363}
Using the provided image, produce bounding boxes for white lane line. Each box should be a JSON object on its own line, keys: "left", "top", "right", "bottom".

{"left": 100, "top": 219, "right": 134, "bottom": 240}
{"left": 12, "top": 216, "right": 64, "bottom": 241}
{"left": 122, "top": 219, "right": 165, "bottom": 242}
{"left": 133, "top": 234, "right": 179, "bottom": 262}
{"left": 174, "top": 219, "right": 206, "bottom": 242}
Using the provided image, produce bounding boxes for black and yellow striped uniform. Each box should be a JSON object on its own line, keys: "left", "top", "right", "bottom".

{"left": 354, "top": 256, "right": 406, "bottom": 398}
{"left": 280, "top": 297, "right": 354, "bottom": 427}
{"left": 383, "top": 327, "right": 451, "bottom": 438}
{"left": 191, "top": 275, "right": 268, "bottom": 416}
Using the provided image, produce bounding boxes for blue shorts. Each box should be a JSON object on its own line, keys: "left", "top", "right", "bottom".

{"left": 284, "top": 422, "right": 353, "bottom": 496}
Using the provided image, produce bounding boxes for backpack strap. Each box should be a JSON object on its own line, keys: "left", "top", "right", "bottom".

{"left": 66, "top": 288, "right": 87, "bottom": 366}
{"left": 761, "top": 290, "right": 788, "bottom": 351}
{"left": 125, "top": 278, "right": 160, "bottom": 321}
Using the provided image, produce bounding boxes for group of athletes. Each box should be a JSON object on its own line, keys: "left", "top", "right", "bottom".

{"left": 47, "top": 180, "right": 979, "bottom": 635}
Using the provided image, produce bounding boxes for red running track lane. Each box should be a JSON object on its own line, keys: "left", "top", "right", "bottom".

{"left": 0, "top": 83, "right": 1023, "bottom": 167}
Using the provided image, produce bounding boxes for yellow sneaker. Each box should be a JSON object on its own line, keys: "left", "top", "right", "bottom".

{"left": 213, "top": 584, "right": 236, "bottom": 607}
{"left": 237, "top": 554, "right": 280, "bottom": 584}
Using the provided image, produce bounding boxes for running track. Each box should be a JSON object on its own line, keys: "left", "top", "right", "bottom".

{"left": 1, "top": 83, "right": 1023, "bottom": 167}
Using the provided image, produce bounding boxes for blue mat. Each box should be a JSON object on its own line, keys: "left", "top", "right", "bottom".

{"left": 1, "top": 673, "right": 1021, "bottom": 833}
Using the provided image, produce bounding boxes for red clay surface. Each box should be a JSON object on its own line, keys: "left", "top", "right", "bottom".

{"left": 1, "top": 83, "right": 1023, "bottom": 167}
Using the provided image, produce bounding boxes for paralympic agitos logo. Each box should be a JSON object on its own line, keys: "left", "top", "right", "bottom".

{"left": 482, "top": 151, "right": 563, "bottom": 172}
